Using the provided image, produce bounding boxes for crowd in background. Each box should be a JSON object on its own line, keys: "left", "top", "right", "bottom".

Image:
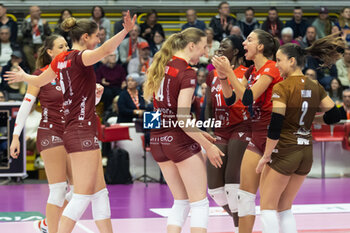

{"left": 0, "top": 2, "right": 350, "bottom": 125}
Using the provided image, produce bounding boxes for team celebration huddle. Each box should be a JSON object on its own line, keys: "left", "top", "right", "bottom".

{"left": 2, "top": 2, "right": 349, "bottom": 233}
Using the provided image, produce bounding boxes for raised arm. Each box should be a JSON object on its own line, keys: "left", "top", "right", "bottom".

{"left": 82, "top": 11, "right": 136, "bottom": 67}
{"left": 4, "top": 66, "right": 57, "bottom": 88}
{"left": 10, "top": 85, "right": 40, "bottom": 158}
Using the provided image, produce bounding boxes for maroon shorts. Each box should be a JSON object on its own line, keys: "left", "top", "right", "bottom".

{"left": 246, "top": 117, "right": 270, "bottom": 156}
{"left": 215, "top": 120, "right": 252, "bottom": 145}
{"left": 150, "top": 129, "right": 201, "bottom": 163}
{"left": 63, "top": 128, "right": 100, "bottom": 154}
{"left": 36, "top": 126, "right": 64, "bottom": 153}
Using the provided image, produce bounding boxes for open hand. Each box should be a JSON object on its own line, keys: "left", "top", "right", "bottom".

{"left": 212, "top": 56, "right": 234, "bottom": 77}
{"left": 206, "top": 144, "right": 225, "bottom": 168}
{"left": 4, "top": 66, "right": 26, "bottom": 84}
{"left": 96, "top": 83, "right": 104, "bottom": 99}
{"left": 123, "top": 10, "right": 137, "bottom": 32}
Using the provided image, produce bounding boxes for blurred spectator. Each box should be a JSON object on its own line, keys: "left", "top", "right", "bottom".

{"left": 238, "top": 7, "right": 260, "bottom": 39}
{"left": 230, "top": 25, "right": 244, "bottom": 38}
{"left": 336, "top": 47, "right": 350, "bottom": 88}
{"left": 210, "top": 1, "right": 237, "bottom": 41}
{"left": 195, "top": 67, "right": 208, "bottom": 97}
{"left": 97, "top": 27, "right": 107, "bottom": 47}
{"left": 21, "top": 6, "right": 51, "bottom": 73}
{"left": 127, "top": 41, "right": 153, "bottom": 84}
{"left": 104, "top": 95, "right": 119, "bottom": 125}
{"left": 261, "top": 7, "right": 284, "bottom": 39}
{"left": 182, "top": 9, "right": 206, "bottom": 31}
{"left": 305, "top": 55, "right": 337, "bottom": 89}
{"left": 117, "top": 73, "right": 150, "bottom": 123}
{"left": 114, "top": 10, "right": 129, "bottom": 36}
{"left": 96, "top": 53, "right": 126, "bottom": 110}
{"left": 328, "top": 78, "right": 343, "bottom": 106}
{"left": 200, "top": 83, "right": 207, "bottom": 107}
{"left": 119, "top": 24, "right": 147, "bottom": 64}
{"left": 0, "top": 26, "right": 20, "bottom": 69}
{"left": 140, "top": 10, "right": 164, "bottom": 45}
{"left": 339, "top": 89, "right": 350, "bottom": 120}
{"left": 150, "top": 30, "right": 164, "bottom": 56}
{"left": 0, "top": 4, "right": 17, "bottom": 42}
{"left": 0, "top": 90, "right": 7, "bottom": 102}
{"left": 335, "top": 7, "right": 350, "bottom": 45}
{"left": 299, "top": 26, "right": 317, "bottom": 49}
{"left": 54, "top": 9, "right": 72, "bottom": 47}
{"left": 304, "top": 68, "right": 317, "bottom": 81}
{"left": 279, "top": 27, "right": 300, "bottom": 45}
{"left": 199, "top": 27, "right": 220, "bottom": 65}
{"left": 285, "top": 6, "right": 309, "bottom": 40}
{"left": 331, "top": 24, "right": 342, "bottom": 35}
{"left": 90, "top": 6, "right": 111, "bottom": 39}
{"left": 312, "top": 7, "right": 333, "bottom": 39}
{"left": 0, "top": 50, "right": 29, "bottom": 99}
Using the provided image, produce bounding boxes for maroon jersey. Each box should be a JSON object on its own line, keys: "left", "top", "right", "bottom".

{"left": 245, "top": 60, "right": 282, "bottom": 121}
{"left": 33, "top": 65, "right": 65, "bottom": 128}
{"left": 153, "top": 56, "right": 197, "bottom": 128}
{"left": 51, "top": 50, "right": 96, "bottom": 129}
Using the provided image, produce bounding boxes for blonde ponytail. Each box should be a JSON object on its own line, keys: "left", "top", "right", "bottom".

{"left": 144, "top": 28, "right": 206, "bottom": 101}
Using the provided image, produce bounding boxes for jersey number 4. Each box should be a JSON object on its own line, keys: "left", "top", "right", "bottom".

{"left": 156, "top": 78, "right": 165, "bottom": 101}
{"left": 299, "top": 101, "right": 308, "bottom": 126}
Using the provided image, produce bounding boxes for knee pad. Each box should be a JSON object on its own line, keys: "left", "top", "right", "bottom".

{"left": 237, "top": 189, "right": 256, "bottom": 217}
{"left": 62, "top": 193, "right": 92, "bottom": 221}
{"left": 261, "top": 210, "right": 279, "bottom": 233}
{"left": 65, "top": 185, "right": 74, "bottom": 202}
{"left": 278, "top": 209, "right": 297, "bottom": 233}
{"left": 92, "top": 188, "right": 111, "bottom": 221}
{"left": 208, "top": 187, "right": 228, "bottom": 206}
{"left": 225, "top": 183, "right": 240, "bottom": 213}
{"left": 47, "top": 182, "right": 67, "bottom": 207}
{"left": 167, "top": 199, "right": 190, "bottom": 227}
{"left": 190, "top": 198, "right": 209, "bottom": 229}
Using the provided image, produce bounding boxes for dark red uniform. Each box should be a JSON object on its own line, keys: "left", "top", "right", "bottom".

{"left": 51, "top": 50, "right": 99, "bottom": 153}
{"left": 245, "top": 60, "right": 282, "bottom": 155}
{"left": 33, "top": 66, "right": 65, "bottom": 152}
{"left": 206, "top": 66, "right": 251, "bottom": 144}
{"left": 150, "top": 56, "right": 201, "bottom": 163}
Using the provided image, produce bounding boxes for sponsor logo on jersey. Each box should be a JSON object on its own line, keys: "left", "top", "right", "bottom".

{"left": 190, "top": 143, "right": 199, "bottom": 151}
{"left": 263, "top": 68, "right": 270, "bottom": 72}
{"left": 160, "top": 135, "right": 174, "bottom": 143}
{"left": 238, "top": 132, "right": 244, "bottom": 138}
{"left": 301, "top": 90, "right": 312, "bottom": 98}
{"left": 56, "top": 86, "right": 62, "bottom": 91}
{"left": 297, "top": 138, "right": 310, "bottom": 145}
{"left": 272, "top": 93, "right": 280, "bottom": 98}
{"left": 57, "top": 60, "right": 72, "bottom": 70}
{"left": 52, "top": 136, "right": 63, "bottom": 143}
{"left": 78, "top": 96, "right": 88, "bottom": 120}
{"left": 190, "top": 79, "right": 196, "bottom": 85}
{"left": 82, "top": 140, "right": 92, "bottom": 148}
{"left": 41, "top": 139, "right": 50, "bottom": 147}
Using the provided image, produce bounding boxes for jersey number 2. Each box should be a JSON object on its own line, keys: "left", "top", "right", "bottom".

{"left": 299, "top": 101, "right": 308, "bottom": 125}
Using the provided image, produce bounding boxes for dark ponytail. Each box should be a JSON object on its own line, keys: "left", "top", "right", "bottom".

{"left": 253, "top": 29, "right": 280, "bottom": 61}
{"left": 279, "top": 33, "right": 346, "bottom": 68}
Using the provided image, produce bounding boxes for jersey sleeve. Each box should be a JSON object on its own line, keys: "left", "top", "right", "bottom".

{"left": 260, "top": 62, "right": 281, "bottom": 83}
{"left": 32, "top": 69, "right": 42, "bottom": 76}
{"left": 317, "top": 82, "right": 328, "bottom": 100}
{"left": 74, "top": 50, "right": 86, "bottom": 68}
{"left": 180, "top": 68, "right": 197, "bottom": 90}
{"left": 271, "top": 82, "right": 288, "bottom": 104}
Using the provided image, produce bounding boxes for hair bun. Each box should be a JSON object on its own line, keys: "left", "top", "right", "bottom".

{"left": 61, "top": 17, "right": 77, "bottom": 32}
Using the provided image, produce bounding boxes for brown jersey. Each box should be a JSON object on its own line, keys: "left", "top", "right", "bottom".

{"left": 271, "top": 76, "right": 327, "bottom": 149}
{"left": 51, "top": 50, "right": 96, "bottom": 129}
{"left": 33, "top": 65, "right": 65, "bottom": 129}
